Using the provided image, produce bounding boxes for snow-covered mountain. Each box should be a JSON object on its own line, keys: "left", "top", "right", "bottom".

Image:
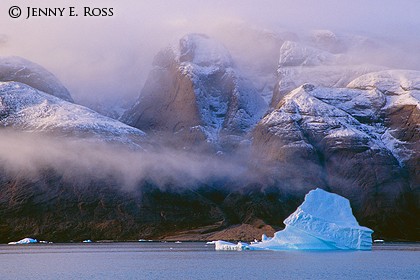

{"left": 0, "top": 81, "right": 145, "bottom": 144}
{"left": 122, "top": 34, "right": 266, "bottom": 148}
{"left": 0, "top": 56, "right": 73, "bottom": 103}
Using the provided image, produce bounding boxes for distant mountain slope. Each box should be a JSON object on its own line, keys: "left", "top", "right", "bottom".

{"left": 0, "top": 56, "right": 73, "bottom": 102}
{"left": 0, "top": 82, "right": 145, "bottom": 144}
{"left": 271, "top": 35, "right": 385, "bottom": 107}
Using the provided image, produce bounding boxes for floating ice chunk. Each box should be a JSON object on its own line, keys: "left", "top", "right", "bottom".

{"left": 214, "top": 241, "right": 249, "bottom": 251}
{"left": 215, "top": 188, "right": 373, "bottom": 251}
{"left": 8, "top": 238, "right": 38, "bottom": 245}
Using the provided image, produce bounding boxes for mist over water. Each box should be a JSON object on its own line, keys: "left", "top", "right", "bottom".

{"left": 0, "top": 129, "right": 253, "bottom": 190}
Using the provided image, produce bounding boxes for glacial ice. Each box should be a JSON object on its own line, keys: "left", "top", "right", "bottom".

{"left": 214, "top": 188, "right": 373, "bottom": 251}
{"left": 8, "top": 238, "right": 38, "bottom": 245}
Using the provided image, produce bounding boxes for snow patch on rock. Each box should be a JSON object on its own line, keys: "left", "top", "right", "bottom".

{"left": 0, "top": 82, "right": 145, "bottom": 144}
{"left": 347, "top": 70, "right": 420, "bottom": 109}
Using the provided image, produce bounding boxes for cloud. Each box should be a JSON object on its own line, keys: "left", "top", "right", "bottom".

{"left": 0, "top": 129, "right": 252, "bottom": 189}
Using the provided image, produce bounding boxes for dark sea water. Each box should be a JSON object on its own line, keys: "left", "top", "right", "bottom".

{"left": 0, "top": 242, "right": 419, "bottom": 279}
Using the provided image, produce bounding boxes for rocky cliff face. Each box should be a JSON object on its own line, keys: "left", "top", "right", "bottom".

{"left": 347, "top": 70, "right": 420, "bottom": 194}
{"left": 0, "top": 173, "right": 223, "bottom": 242}
{"left": 0, "top": 165, "right": 300, "bottom": 243}
{"left": 122, "top": 34, "right": 266, "bottom": 149}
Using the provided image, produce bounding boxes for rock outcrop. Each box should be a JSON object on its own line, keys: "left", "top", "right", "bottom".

{"left": 122, "top": 34, "right": 266, "bottom": 149}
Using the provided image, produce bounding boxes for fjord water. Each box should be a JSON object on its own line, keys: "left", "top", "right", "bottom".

{"left": 1, "top": 242, "right": 419, "bottom": 279}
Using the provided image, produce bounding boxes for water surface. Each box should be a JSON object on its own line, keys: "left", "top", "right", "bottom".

{"left": 1, "top": 242, "right": 419, "bottom": 279}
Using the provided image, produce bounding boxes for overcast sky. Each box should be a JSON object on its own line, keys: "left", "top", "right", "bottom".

{"left": 1, "top": 0, "right": 419, "bottom": 105}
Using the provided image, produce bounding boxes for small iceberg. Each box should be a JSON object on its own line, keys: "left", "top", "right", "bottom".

{"left": 214, "top": 188, "right": 373, "bottom": 251}
{"left": 8, "top": 238, "right": 38, "bottom": 245}
{"left": 215, "top": 241, "right": 249, "bottom": 251}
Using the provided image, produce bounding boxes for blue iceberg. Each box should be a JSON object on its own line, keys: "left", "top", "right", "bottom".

{"left": 215, "top": 188, "right": 373, "bottom": 251}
